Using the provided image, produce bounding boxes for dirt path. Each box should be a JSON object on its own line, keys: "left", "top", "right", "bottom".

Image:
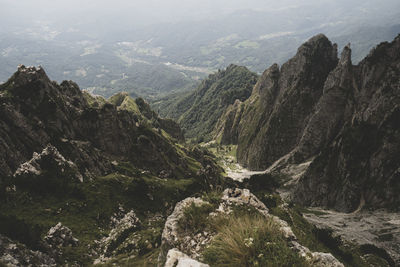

{"left": 225, "top": 163, "right": 266, "bottom": 182}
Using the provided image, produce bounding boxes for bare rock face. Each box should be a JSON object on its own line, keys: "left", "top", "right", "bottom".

{"left": 10, "top": 144, "right": 85, "bottom": 196}
{"left": 294, "top": 34, "right": 400, "bottom": 212}
{"left": 0, "top": 234, "right": 56, "bottom": 267}
{"left": 94, "top": 209, "right": 141, "bottom": 263}
{"left": 158, "top": 197, "right": 208, "bottom": 265}
{"left": 236, "top": 34, "right": 338, "bottom": 170}
{"left": 219, "top": 188, "right": 270, "bottom": 217}
{"left": 303, "top": 209, "right": 400, "bottom": 265}
{"left": 310, "top": 252, "right": 345, "bottom": 267}
{"left": 14, "top": 144, "right": 83, "bottom": 182}
{"left": 293, "top": 44, "right": 354, "bottom": 162}
{"left": 218, "top": 33, "right": 399, "bottom": 212}
{"left": 44, "top": 222, "right": 79, "bottom": 249}
{"left": 42, "top": 222, "right": 79, "bottom": 259}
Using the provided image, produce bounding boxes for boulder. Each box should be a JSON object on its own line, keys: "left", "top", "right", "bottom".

{"left": 43, "top": 222, "right": 79, "bottom": 249}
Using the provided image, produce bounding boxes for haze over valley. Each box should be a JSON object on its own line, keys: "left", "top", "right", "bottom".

{"left": 1, "top": 0, "right": 399, "bottom": 99}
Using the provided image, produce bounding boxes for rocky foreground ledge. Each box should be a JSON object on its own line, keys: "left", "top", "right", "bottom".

{"left": 158, "top": 188, "right": 344, "bottom": 267}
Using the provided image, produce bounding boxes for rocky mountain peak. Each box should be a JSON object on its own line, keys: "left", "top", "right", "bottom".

{"left": 290, "top": 35, "right": 400, "bottom": 212}
{"left": 294, "top": 33, "right": 338, "bottom": 64}
{"left": 0, "top": 65, "right": 63, "bottom": 112}
{"left": 217, "top": 34, "right": 398, "bottom": 213}
{"left": 11, "top": 65, "right": 51, "bottom": 87}
{"left": 236, "top": 34, "right": 339, "bottom": 169}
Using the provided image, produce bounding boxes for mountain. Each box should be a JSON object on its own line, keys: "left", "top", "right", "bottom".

{"left": 0, "top": 66, "right": 223, "bottom": 265}
{"left": 294, "top": 35, "right": 400, "bottom": 212}
{"left": 0, "top": 66, "right": 192, "bottom": 178}
{"left": 215, "top": 34, "right": 400, "bottom": 212}
{"left": 1, "top": 33, "right": 399, "bottom": 265}
{"left": 153, "top": 64, "right": 258, "bottom": 141}
{"left": 236, "top": 34, "right": 338, "bottom": 169}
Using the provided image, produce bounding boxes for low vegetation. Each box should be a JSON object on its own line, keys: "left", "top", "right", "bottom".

{"left": 178, "top": 202, "right": 215, "bottom": 235}
{"left": 203, "top": 212, "right": 309, "bottom": 267}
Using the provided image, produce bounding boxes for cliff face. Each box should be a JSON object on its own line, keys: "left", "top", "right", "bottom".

{"left": 236, "top": 34, "right": 338, "bottom": 169}
{"left": 217, "top": 34, "right": 400, "bottom": 211}
{"left": 294, "top": 35, "right": 400, "bottom": 212}
{"left": 213, "top": 99, "right": 245, "bottom": 144}
{"left": 292, "top": 45, "right": 354, "bottom": 162}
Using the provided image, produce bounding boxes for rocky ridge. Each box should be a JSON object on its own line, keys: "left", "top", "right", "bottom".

{"left": 14, "top": 144, "right": 83, "bottom": 183}
{"left": 216, "top": 34, "right": 400, "bottom": 212}
{"left": 0, "top": 65, "right": 191, "bottom": 179}
{"left": 235, "top": 34, "right": 338, "bottom": 170}
{"left": 294, "top": 34, "right": 400, "bottom": 211}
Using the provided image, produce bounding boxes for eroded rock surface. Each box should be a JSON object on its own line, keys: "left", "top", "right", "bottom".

{"left": 44, "top": 222, "right": 79, "bottom": 251}
{"left": 94, "top": 210, "right": 141, "bottom": 264}
{"left": 0, "top": 234, "right": 56, "bottom": 267}
{"left": 294, "top": 34, "right": 400, "bottom": 212}
{"left": 236, "top": 34, "right": 338, "bottom": 170}
{"left": 158, "top": 197, "right": 208, "bottom": 264}
{"left": 217, "top": 34, "right": 400, "bottom": 212}
{"left": 14, "top": 144, "right": 83, "bottom": 182}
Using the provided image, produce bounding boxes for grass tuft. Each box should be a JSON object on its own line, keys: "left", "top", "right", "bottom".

{"left": 178, "top": 202, "right": 214, "bottom": 235}
{"left": 203, "top": 213, "right": 310, "bottom": 267}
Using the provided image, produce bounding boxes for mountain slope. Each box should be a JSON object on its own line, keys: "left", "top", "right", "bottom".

{"left": 0, "top": 66, "right": 188, "bottom": 178}
{"left": 154, "top": 64, "right": 258, "bottom": 141}
{"left": 216, "top": 34, "right": 400, "bottom": 212}
{"left": 235, "top": 34, "right": 338, "bottom": 169}
{"left": 0, "top": 66, "right": 222, "bottom": 265}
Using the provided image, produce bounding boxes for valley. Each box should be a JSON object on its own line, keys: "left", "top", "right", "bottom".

{"left": 0, "top": 8, "right": 399, "bottom": 265}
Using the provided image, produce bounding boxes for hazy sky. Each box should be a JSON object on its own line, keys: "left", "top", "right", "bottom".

{"left": 0, "top": 0, "right": 353, "bottom": 26}
{"left": 0, "top": 0, "right": 293, "bottom": 24}
{"left": 1, "top": 0, "right": 399, "bottom": 29}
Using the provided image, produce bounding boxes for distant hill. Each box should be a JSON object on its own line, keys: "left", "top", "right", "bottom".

{"left": 153, "top": 64, "right": 258, "bottom": 141}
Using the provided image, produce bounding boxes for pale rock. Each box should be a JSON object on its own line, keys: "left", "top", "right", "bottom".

{"left": 164, "top": 249, "right": 209, "bottom": 267}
